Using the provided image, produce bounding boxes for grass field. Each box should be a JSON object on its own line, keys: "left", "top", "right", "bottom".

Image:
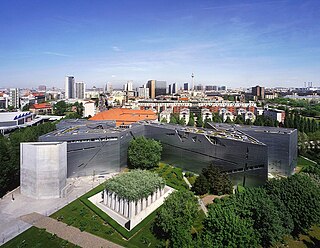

{"left": 2, "top": 226, "right": 78, "bottom": 248}
{"left": 296, "top": 156, "right": 318, "bottom": 173}
{"left": 152, "top": 163, "right": 189, "bottom": 191}
{"left": 50, "top": 184, "right": 160, "bottom": 248}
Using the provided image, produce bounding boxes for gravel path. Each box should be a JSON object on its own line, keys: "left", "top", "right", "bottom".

{"left": 20, "top": 212, "right": 123, "bottom": 248}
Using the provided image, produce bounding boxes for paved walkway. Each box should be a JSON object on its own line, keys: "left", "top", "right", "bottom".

{"left": 0, "top": 174, "right": 116, "bottom": 245}
{"left": 20, "top": 212, "right": 123, "bottom": 248}
{"left": 182, "top": 174, "right": 208, "bottom": 216}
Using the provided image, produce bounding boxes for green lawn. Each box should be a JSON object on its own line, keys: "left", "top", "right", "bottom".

{"left": 2, "top": 226, "right": 78, "bottom": 248}
{"left": 152, "top": 163, "right": 189, "bottom": 191}
{"left": 50, "top": 184, "right": 161, "bottom": 248}
{"left": 274, "top": 225, "right": 320, "bottom": 248}
{"left": 297, "top": 156, "right": 317, "bottom": 173}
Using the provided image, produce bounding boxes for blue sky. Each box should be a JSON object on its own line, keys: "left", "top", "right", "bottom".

{"left": 1, "top": 0, "right": 320, "bottom": 89}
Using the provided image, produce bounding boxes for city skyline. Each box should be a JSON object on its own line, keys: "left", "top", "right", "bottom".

{"left": 1, "top": 0, "right": 320, "bottom": 88}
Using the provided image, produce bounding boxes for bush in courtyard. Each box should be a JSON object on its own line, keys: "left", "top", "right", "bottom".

{"left": 128, "top": 136, "right": 162, "bottom": 169}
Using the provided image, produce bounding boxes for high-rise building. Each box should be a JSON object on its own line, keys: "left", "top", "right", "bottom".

{"left": 65, "top": 76, "right": 75, "bottom": 99}
{"left": 168, "top": 84, "right": 172, "bottom": 95}
{"left": 146, "top": 80, "right": 166, "bottom": 98}
{"left": 155, "top": 81, "right": 166, "bottom": 97}
{"left": 252, "top": 85, "right": 265, "bottom": 99}
{"left": 123, "top": 81, "right": 133, "bottom": 92}
{"left": 172, "top": 83, "right": 177, "bottom": 94}
{"left": 9, "top": 88, "right": 20, "bottom": 109}
{"left": 146, "top": 80, "right": 156, "bottom": 99}
{"left": 75, "top": 82, "right": 86, "bottom": 99}
{"left": 38, "top": 85, "right": 46, "bottom": 92}
{"left": 183, "top": 83, "right": 189, "bottom": 91}
{"left": 105, "top": 82, "right": 113, "bottom": 93}
{"left": 195, "top": 84, "right": 203, "bottom": 91}
{"left": 138, "top": 86, "right": 149, "bottom": 99}
{"left": 205, "top": 85, "right": 214, "bottom": 91}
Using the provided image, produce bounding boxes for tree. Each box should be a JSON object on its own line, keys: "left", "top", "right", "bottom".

{"left": 54, "top": 101, "right": 68, "bottom": 116}
{"left": 234, "top": 115, "right": 244, "bottom": 124}
{"left": 225, "top": 116, "right": 233, "bottom": 124}
{"left": 201, "top": 204, "right": 259, "bottom": 248}
{"left": 187, "top": 114, "right": 194, "bottom": 126}
{"left": 22, "top": 103, "right": 30, "bottom": 111}
{"left": 202, "top": 164, "right": 233, "bottom": 195}
{"left": 161, "top": 117, "right": 167, "bottom": 123}
{"left": 73, "top": 102, "right": 84, "bottom": 116}
{"left": 179, "top": 117, "right": 186, "bottom": 125}
{"left": 192, "top": 174, "right": 209, "bottom": 195}
{"left": 155, "top": 191, "right": 198, "bottom": 248}
{"left": 169, "top": 114, "right": 178, "bottom": 124}
{"left": 128, "top": 136, "right": 162, "bottom": 169}
{"left": 196, "top": 114, "right": 203, "bottom": 127}
{"left": 223, "top": 187, "right": 288, "bottom": 246}
{"left": 265, "top": 174, "right": 320, "bottom": 235}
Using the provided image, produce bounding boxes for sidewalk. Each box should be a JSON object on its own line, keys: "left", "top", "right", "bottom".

{"left": 20, "top": 212, "right": 122, "bottom": 248}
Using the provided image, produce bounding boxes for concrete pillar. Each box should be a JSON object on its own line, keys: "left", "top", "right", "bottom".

{"left": 128, "top": 201, "right": 132, "bottom": 218}
{"left": 142, "top": 197, "right": 147, "bottom": 209}
{"left": 112, "top": 193, "right": 116, "bottom": 210}
{"left": 103, "top": 190, "right": 107, "bottom": 205}
{"left": 135, "top": 200, "right": 140, "bottom": 214}
{"left": 119, "top": 198, "right": 123, "bottom": 215}
{"left": 116, "top": 196, "right": 120, "bottom": 212}
{"left": 148, "top": 195, "right": 152, "bottom": 206}
{"left": 108, "top": 192, "right": 112, "bottom": 208}
{"left": 124, "top": 200, "right": 128, "bottom": 218}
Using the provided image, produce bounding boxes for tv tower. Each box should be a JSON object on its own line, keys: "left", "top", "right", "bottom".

{"left": 191, "top": 73, "right": 194, "bottom": 91}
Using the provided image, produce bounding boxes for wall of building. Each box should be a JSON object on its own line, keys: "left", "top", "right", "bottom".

{"left": 144, "top": 124, "right": 268, "bottom": 186}
{"left": 20, "top": 142, "right": 67, "bottom": 199}
{"left": 224, "top": 125, "right": 297, "bottom": 176}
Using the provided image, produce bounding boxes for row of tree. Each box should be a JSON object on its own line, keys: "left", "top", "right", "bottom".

{"left": 283, "top": 113, "right": 320, "bottom": 133}
{"left": 163, "top": 112, "right": 281, "bottom": 128}
{"left": 0, "top": 122, "right": 56, "bottom": 197}
{"left": 154, "top": 170, "right": 320, "bottom": 248}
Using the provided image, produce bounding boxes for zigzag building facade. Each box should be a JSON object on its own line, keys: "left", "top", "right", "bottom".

{"left": 22, "top": 119, "right": 297, "bottom": 199}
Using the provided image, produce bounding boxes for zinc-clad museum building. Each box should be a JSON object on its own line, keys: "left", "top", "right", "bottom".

{"left": 21, "top": 119, "right": 297, "bottom": 198}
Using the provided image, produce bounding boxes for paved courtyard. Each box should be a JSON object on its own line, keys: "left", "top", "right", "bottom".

{"left": 0, "top": 174, "right": 117, "bottom": 246}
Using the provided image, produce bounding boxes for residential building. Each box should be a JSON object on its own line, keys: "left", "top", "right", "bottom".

{"left": 29, "top": 103, "right": 53, "bottom": 115}
{"left": 263, "top": 108, "right": 285, "bottom": 123}
{"left": 179, "top": 108, "right": 190, "bottom": 124}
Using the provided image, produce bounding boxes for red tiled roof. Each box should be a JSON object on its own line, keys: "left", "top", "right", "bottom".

{"left": 30, "top": 103, "right": 52, "bottom": 109}
{"left": 89, "top": 108, "right": 157, "bottom": 126}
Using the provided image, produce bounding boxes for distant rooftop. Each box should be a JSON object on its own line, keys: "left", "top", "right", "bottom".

{"left": 89, "top": 108, "right": 157, "bottom": 126}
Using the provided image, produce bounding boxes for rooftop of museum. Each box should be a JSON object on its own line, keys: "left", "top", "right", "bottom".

{"left": 39, "top": 119, "right": 269, "bottom": 144}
